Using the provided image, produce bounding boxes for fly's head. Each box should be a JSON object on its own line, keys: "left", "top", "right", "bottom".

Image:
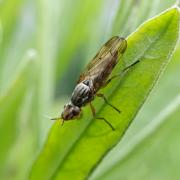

{"left": 61, "top": 103, "right": 81, "bottom": 120}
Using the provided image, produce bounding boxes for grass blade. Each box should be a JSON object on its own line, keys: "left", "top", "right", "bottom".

{"left": 30, "top": 7, "right": 179, "bottom": 180}
{"left": 95, "top": 96, "right": 180, "bottom": 180}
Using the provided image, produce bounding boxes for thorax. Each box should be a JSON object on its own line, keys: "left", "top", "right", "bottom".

{"left": 71, "top": 80, "right": 94, "bottom": 107}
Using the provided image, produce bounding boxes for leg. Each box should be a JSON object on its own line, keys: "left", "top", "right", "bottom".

{"left": 89, "top": 102, "right": 96, "bottom": 117}
{"left": 89, "top": 102, "right": 115, "bottom": 131}
{"left": 105, "top": 60, "right": 140, "bottom": 86}
{"left": 122, "top": 60, "right": 140, "bottom": 72}
{"left": 96, "top": 93, "right": 121, "bottom": 113}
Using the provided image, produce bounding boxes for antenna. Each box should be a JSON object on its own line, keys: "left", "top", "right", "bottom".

{"left": 51, "top": 117, "right": 64, "bottom": 126}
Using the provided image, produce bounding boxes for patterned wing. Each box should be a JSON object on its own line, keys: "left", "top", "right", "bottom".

{"left": 78, "top": 36, "right": 127, "bottom": 83}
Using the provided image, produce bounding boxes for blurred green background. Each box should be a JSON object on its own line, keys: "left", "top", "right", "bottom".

{"left": 0, "top": 0, "right": 180, "bottom": 180}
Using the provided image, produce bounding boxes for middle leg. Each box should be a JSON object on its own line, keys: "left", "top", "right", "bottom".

{"left": 96, "top": 93, "right": 121, "bottom": 113}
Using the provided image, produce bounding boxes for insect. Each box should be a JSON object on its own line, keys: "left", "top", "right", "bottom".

{"left": 52, "top": 36, "right": 139, "bottom": 130}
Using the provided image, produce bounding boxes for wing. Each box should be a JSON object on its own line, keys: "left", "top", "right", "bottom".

{"left": 78, "top": 36, "right": 127, "bottom": 83}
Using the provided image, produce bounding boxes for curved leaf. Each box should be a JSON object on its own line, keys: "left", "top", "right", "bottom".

{"left": 30, "top": 7, "right": 179, "bottom": 180}
{"left": 95, "top": 96, "right": 180, "bottom": 180}
{"left": 90, "top": 46, "right": 180, "bottom": 179}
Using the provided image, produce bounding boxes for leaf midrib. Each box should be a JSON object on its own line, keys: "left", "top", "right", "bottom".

{"left": 51, "top": 11, "right": 175, "bottom": 180}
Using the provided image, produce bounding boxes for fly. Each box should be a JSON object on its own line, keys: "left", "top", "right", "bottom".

{"left": 52, "top": 36, "right": 139, "bottom": 130}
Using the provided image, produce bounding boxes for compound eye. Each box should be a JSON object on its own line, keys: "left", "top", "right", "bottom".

{"left": 72, "top": 106, "right": 80, "bottom": 116}
{"left": 73, "top": 109, "right": 79, "bottom": 116}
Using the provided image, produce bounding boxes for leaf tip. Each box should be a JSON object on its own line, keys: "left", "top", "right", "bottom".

{"left": 175, "top": 0, "right": 180, "bottom": 8}
{"left": 171, "top": 4, "right": 180, "bottom": 15}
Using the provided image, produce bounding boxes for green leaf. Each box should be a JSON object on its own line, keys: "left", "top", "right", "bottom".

{"left": 30, "top": 7, "right": 179, "bottom": 180}
{"left": 0, "top": 0, "right": 35, "bottom": 94}
{"left": 0, "top": 21, "right": 2, "bottom": 44}
{"left": 0, "top": 0, "right": 24, "bottom": 44}
{"left": 94, "top": 96, "right": 180, "bottom": 180}
{"left": 112, "top": 0, "right": 176, "bottom": 37}
{"left": 0, "top": 51, "right": 37, "bottom": 175}
{"left": 54, "top": 0, "right": 111, "bottom": 79}
{"left": 90, "top": 45, "right": 180, "bottom": 179}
